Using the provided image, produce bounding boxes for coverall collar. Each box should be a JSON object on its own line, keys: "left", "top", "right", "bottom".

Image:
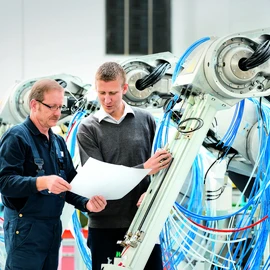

{"left": 24, "top": 116, "right": 55, "bottom": 141}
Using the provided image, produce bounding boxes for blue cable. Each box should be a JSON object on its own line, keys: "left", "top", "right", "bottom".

{"left": 72, "top": 211, "right": 92, "bottom": 269}
{"left": 217, "top": 99, "right": 245, "bottom": 155}
{"left": 66, "top": 110, "right": 92, "bottom": 269}
{"left": 155, "top": 96, "right": 270, "bottom": 269}
{"left": 214, "top": 98, "right": 270, "bottom": 269}
{"left": 161, "top": 156, "right": 204, "bottom": 267}
{"left": 262, "top": 255, "right": 270, "bottom": 270}
{"left": 172, "top": 37, "right": 211, "bottom": 84}
{"left": 153, "top": 94, "right": 179, "bottom": 152}
{"left": 66, "top": 110, "right": 87, "bottom": 158}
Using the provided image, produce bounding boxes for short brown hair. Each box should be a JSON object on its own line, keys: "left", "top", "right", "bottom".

{"left": 95, "top": 62, "right": 126, "bottom": 86}
{"left": 28, "top": 79, "right": 64, "bottom": 106}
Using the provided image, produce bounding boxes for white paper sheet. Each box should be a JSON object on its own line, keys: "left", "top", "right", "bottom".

{"left": 70, "top": 157, "right": 151, "bottom": 200}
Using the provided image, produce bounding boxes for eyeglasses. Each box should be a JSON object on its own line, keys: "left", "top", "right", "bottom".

{"left": 36, "top": 100, "right": 63, "bottom": 111}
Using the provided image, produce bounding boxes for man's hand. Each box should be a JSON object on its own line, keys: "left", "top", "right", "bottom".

{"left": 144, "top": 149, "right": 172, "bottom": 175}
{"left": 36, "top": 175, "right": 72, "bottom": 194}
{"left": 86, "top": 195, "right": 107, "bottom": 212}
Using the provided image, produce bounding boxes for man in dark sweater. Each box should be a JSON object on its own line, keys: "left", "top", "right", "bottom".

{"left": 77, "top": 62, "right": 172, "bottom": 270}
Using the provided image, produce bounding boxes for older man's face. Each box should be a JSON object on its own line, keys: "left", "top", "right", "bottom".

{"left": 34, "top": 89, "right": 64, "bottom": 129}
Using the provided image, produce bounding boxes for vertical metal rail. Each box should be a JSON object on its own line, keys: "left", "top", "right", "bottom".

{"left": 102, "top": 95, "right": 221, "bottom": 270}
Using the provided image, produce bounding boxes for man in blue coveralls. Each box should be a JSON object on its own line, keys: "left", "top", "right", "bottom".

{"left": 0, "top": 79, "right": 107, "bottom": 270}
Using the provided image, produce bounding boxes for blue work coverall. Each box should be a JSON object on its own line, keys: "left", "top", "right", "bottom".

{"left": 0, "top": 117, "right": 88, "bottom": 270}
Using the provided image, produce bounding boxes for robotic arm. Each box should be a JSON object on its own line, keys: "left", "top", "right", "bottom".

{"left": 102, "top": 28, "right": 270, "bottom": 269}
{"left": 119, "top": 28, "right": 270, "bottom": 186}
{"left": 172, "top": 28, "right": 270, "bottom": 104}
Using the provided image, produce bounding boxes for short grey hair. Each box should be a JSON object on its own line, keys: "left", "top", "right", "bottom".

{"left": 28, "top": 79, "right": 64, "bottom": 106}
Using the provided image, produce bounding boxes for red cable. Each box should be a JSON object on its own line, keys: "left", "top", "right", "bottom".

{"left": 188, "top": 215, "right": 268, "bottom": 232}
{"left": 121, "top": 246, "right": 130, "bottom": 257}
{"left": 113, "top": 215, "right": 268, "bottom": 268}
{"left": 116, "top": 246, "right": 130, "bottom": 267}
{"left": 65, "top": 121, "right": 77, "bottom": 141}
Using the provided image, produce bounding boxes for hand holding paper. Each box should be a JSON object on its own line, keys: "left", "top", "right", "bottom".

{"left": 86, "top": 195, "right": 107, "bottom": 212}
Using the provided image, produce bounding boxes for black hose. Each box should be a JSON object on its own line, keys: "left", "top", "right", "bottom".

{"left": 136, "top": 62, "right": 171, "bottom": 90}
{"left": 239, "top": 40, "right": 270, "bottom": 71}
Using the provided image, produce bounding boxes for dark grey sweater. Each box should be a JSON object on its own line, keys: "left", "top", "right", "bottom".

{"left": 77, "top": 107, "right": 156, "bottom": 228}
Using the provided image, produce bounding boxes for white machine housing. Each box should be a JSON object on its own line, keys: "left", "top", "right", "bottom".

{"left": 0, "top": 73, "right": 91, "bottom": 125}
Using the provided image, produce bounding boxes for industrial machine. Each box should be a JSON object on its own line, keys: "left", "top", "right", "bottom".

{"left": 0, "top": 74, "right": 93, "bottom": 134}
{"left": 101, "top": 28, "right": 270, "bottom": 269}
{"left": 0, "top": 27, "right": 270, "bottom": 269}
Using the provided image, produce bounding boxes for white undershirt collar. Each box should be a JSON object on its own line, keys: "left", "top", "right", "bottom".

{"left": 95, "top": 101, "right": 134, "bottom": 124}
